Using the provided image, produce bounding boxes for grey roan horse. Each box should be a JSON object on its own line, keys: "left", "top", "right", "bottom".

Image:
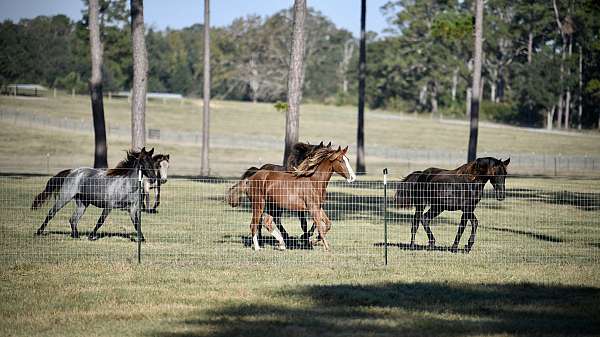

{"left": 32, "top": 148, "right": 158, "bottom": 241}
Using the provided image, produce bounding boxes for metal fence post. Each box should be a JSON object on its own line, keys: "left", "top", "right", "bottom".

{"left": 137, "top": 169, "right": 143, "bottom": 264}
{"left": 383, "top": 168, "right": 388, "bottom": 266}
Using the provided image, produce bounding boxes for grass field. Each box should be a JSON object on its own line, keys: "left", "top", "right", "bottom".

{"left": 1, "top": 94, "right": 600, "bottom": 176}
{"left": 1, "top": 174, "right": 599, "bottom": 336}
{"left": 1, "top": 94, "right": 600, "bottom": 336}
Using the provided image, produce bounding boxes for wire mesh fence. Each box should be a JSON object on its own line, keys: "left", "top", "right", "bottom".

{"left": 0, "top": 173, "right": 598, "bottom": 266}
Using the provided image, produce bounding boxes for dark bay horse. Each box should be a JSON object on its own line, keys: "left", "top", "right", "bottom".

{"left": 32, "top": 148, "right": 158, "bottom": 241}
{"left": 228, "top": 141, "right": 330, "bottom": 244}
{"left": 245, "top": 146, "right": 356, "bottom": 251}
{"left": 143, "top": 153, "right": 170, "bottom": 213}
{"left": 395, "top": 157, "right": 510, "bottom": 253}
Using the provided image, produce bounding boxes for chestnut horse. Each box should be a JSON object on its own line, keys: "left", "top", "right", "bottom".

{"left": 228, "top": 141, "right": 330, "bottom": 244}
{"left": 245, "top": 146, "right": 356, "bottom": 251}
{"left": 395, "top": 157, "right": 509, "bottom": 253}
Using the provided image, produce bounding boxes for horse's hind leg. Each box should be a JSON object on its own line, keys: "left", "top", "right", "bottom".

{"left": 410, "top": 206, "right": 424, "bottom": 249}
{"left": 88, "top": 208, "right": 111, "bottom": 241}
{"left": 263, "top": 214, "right": 286, "bottom": 251}
{"left": 35, "top": 195, "right": 71, "bottom": 236}
{"left": 421, "top": 207, "right": 441, "bottom": 249}
{"left": 451, "top": 213, "right": 469, "bottom": 253}
{"left": 68, "top": 199, "right": 87, "bottom": 238}
{"left": 465, "top": 212, "right": 479, "bottom": 253}
{"left": 250, "top": 200, "right": 264, "bottom": 251}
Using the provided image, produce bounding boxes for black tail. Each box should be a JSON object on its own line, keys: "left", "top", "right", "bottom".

{"left": 395, "top": 171, "right": 422, "bottom": 208}
{"left": 31, "top": 169, "right": 70, "bottom": 210}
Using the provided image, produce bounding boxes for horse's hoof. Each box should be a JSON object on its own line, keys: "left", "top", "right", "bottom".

{"left": 275, "top": 245, "right": 286, "bottom": 251}
{"left": 409, "top": 243, "right": 417, "bottom": 250}
{"left": 427, "top": 242, "right": 436, "bottom": 250}
{"left": 35, "top": 230, "right": 43, "bottom": 236}
{"left": 464, "top": 245, "right": 472, "bottom": 254}
{"left": 88, "top": 234, "right": 99, "bottom": 241}
{"left": 71, "top": 233, "right": 79, "bottom": 239}
{"left": 252, "top": 246, "right": 261, "bottom": 251}
{"left": 450, "top": 244, "right": 458, "bottom": 253}
{"left": 146, "top": 209, "right": 157, "bottom": 214}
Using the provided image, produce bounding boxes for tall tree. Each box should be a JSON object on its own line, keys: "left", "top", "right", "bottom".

{"left": 356, "top": 0, "right": 366, "bottom": 174}
{"left": 88, "top": 0, "right": 108, "bottom": 168}
{"left": 130, "top": 0, "right": 147, "bottom": 150}
{"left": 283, "top": 0, "right": 306, "bottom": 164}
{"left": 200, "top": 0, "right": 210, "bottom": 176}
{"left": 468, "top": 0, "right": 484, "bottom": 162}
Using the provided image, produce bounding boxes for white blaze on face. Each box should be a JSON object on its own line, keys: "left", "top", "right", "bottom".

{"left": 159, "top": 161, "right": 169, "bottom": 180}
{"left": 342, "top": 155, "right": 356, "bottom": 183}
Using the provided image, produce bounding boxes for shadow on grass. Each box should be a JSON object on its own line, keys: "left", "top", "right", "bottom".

{"left": 150, "top": 281, "right": 600, "bottom": 337}
{"left": 373, "top": 242, "right": 469, "bottom": 253}
{"left": 220, "top": 234, "right": 313, "bottom": 250}
{"left": 41, "top": 230, "right": 133, "bottom": 240}
{"left": 484, "top": 225, "right": 564, "bottom": 243}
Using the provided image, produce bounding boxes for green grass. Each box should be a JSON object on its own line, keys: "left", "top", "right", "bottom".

{"left": 1, "top": 94, "right": 600, "bottom": 176}
{"left": 1, "top": 95, "right": 600, "bottom": 336}
{"left": 1, "top": 175, "right": 599, "bottom": 336}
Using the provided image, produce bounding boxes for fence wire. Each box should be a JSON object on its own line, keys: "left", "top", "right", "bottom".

{"left": 0, "top": 174, "right": 598, "bottom": 266}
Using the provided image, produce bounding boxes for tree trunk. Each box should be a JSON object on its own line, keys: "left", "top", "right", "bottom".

{"left": 547, "top": 105, "right": 555, "bottom": 130}
{"left": 130, "top": 0, "right": 147, "bottom": 150}
{"left": 419, "top": 83, "right": 428, "bottom": 110}
{"left": 564, "top": 35, "right": 572, "bottom": 130}
{"left": 356, "top": 0, "right": 366, "bottom": 174}
{"left": 466, "top": 87, "right": 472, "bottom": 117}
{"left": 88, "top": 0, "right": 108, "bottom": 169}
{"left": 527, "top": 32, "right": 533, "bottom": 64}
{"left": 200, "top": 0, "right": 211, "bottom": 176}
{"left": 467, "top": 0, "right": 483, "bottom": 162}
{"left": 578, "top": 45, "right": 582, "bottom": 130}
{"left": 451, "top": 68, "right": 458, "bottom": 101}
{"left": 283, "top": 0, "right": 306, "bottom": 165}
{"left": 430, "top": 81, "right": 438, "bottom": 118}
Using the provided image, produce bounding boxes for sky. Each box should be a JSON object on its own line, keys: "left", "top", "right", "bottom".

{"left": 0, "top": 0, "right": 393, "bottom": 37}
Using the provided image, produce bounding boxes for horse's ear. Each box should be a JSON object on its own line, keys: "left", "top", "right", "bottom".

{"left": 327, "top": 141, "right": 332, "bottom": 148}
{"left": 342, "top": 146, "right": 348, "bottom": 155}
{"left": 318, "top": 141, "right": 324, "bottom": 147}
{"left": 140, "top": 147, "right": 146, "bottom": 154}
{"left": 503, "top": 158, "right": 510, "bottom": 166}
{"left": 166, "top": 154, "right": 170, "bottom": 161}
{"left": 148, "top": 148, "right": 154, "bottom": 156}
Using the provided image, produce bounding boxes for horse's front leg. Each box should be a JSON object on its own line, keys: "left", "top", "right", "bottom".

{"left": 151, "top": 184, "right": 161, "bottom": 212}
{"left": 128, "top": 207, "right": 144, "bottom": 242}
{"left": 309, "top": 207, "right": 329, "bottom": 251}
{"left": 465, "top": 212, "right": 479, "bottom": 253}
{"left": 451, "top": 212, "right": 469, "bottom": 253}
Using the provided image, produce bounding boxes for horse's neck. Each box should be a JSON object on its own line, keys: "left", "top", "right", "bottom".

{"left": 308, "top": 162, "right": 334, "bottom": 193}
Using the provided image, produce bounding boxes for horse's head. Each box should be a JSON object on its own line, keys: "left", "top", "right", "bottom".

{"left": 138, "top": 147, "right": 158, "bottom": 181}
{"left": 475, "top": 157, "right": 509, "bottom": 201}
{"left": 153, "top": 154, "right": 170, "bottom": 184}
{"left": 329, "top": 146, "right": 356, "bottom": 183}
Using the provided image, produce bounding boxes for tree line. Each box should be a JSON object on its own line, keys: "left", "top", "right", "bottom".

{"left": 1, "top": 0, "right": 599, "bottom": 130}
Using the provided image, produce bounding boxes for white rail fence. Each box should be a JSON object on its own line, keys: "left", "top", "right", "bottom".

{"left": 0, "top": 174, "right": 598, "bottom": 265}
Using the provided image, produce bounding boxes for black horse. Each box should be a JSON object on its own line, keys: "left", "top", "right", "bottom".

{"left": 32, "top": 148, "right": 158, "bottom": 241}
{"left": 395, "top": 157, "right": 510, "bottom": 253}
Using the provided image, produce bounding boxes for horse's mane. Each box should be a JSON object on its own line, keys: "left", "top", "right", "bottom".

{"left": 293, "top": 147, "right": 339, "bottom": 177}
{"left": 287, "top": 142, "right": 320, "bottom": 169}
{"left": 106, "top": 150, "right": 141, "bottom": 176}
